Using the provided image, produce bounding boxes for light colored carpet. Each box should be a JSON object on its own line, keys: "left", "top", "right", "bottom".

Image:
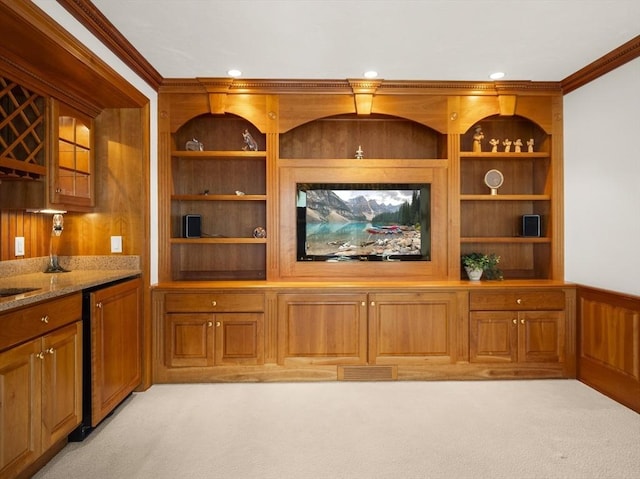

{"left": 34, "top": 380, "right": 639, "bottom": 479}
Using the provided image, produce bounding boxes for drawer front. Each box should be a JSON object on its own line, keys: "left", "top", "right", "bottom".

{"left": 165, "top": 293, "right": 264, "bottom": 313}
{"left": 470, "top": 290, "right": 565, "bottom": 311}
{"left": 0, "top": 293, "right": 82, "bottom": 351}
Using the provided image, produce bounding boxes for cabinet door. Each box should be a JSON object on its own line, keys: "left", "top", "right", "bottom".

{"left": 277, "top": 293, "right": 368, "bottom": 365}
{"left": 214, "top": 313, "right": 264, "bottom": 365}
{"left": 470, "top": 311, "right": 517, "bottom": 363}
{"left": 51, "top": 100, "right": 95, "bottom": 210}
{"left": 0, "top": 340, "right": 41, "bottom": 478}
{"left": 519, "top": 311, "right": 564, "bottom": 363}
{"left": 91, "top": 278, "right": 142, "bottom": 426}
{"left": 165, "top": 313, "right": 215, "bottom": 367}
{"left": 369, "top": 292, "right": 461, "bottom": 364}
{"left": 41, "top": 321, "right": 82, "bottom": 449}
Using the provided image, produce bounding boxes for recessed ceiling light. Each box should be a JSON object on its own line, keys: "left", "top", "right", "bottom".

{"left": 489, "top": 71, "right": 505, "bottom": 80}
{"left": 364, "top": 71, "right": 378, "bottom": 79}
{"left": 227, "top": 69, "right": 242, "bottom": 78}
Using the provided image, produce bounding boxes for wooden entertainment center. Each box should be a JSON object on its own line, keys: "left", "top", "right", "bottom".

{"left": 153, "top": 78, "right": 574, "bottom": 382}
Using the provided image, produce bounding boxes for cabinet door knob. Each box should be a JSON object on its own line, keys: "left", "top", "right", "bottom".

{"left": 41, "top": 315, "right": 49, "bottom": 323}
{"left": 516, "top": 298, "right": 523, "bottom": 305}
{"left": 46, "top": 347, "right": 55, "bottom": 355}
{"left": 520, "top": 319, "right": 525, "bottom": 325}
{"left": 207, "top": 321, "right": 213, "bottom": 327}
{"left": 512, "top": 319, "right": 517, "bottom": 325}
{"left": 361, "top": 301, "right": 365, "bottom": 307}
{"left": 211, "top": 300, "right": 217, "bottom": 306}
{"left": 36, "top": 351, "right": 45, "bottom": 360}
{"left": 96, "top": 302, "right": 103, "bottom": 309}
{"left": 370, "top": 301, "right": 375, "bottom": 306}
{"left": 216, "top": 321, "right": 221, "bottom": 327}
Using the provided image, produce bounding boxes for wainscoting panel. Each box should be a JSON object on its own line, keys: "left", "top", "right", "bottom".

{"left": 578, "top": 285, "right": 640, "bottom": 412}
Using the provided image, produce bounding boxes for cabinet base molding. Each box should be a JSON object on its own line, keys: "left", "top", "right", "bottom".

{"left": 153, "top": 363, "right": 566, "bottom": 384}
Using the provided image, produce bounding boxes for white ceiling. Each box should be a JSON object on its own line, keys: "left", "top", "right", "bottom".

{"left": 90, "top": 0, "right": 639, "bottom": 82}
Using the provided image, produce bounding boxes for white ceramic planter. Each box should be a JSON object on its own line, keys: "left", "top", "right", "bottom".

{"left": 465, "top": 266, "right": 483, "bottom": 281}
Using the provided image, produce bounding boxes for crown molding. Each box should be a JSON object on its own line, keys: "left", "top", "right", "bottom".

{"left": 56, "top": 0, "right": 163, "bottom": 90}
{"left": 562, "top": 35, "right": 640, "bottom": 94}
{"left": 159, "top": 78, "right": 562, "bottom": 96}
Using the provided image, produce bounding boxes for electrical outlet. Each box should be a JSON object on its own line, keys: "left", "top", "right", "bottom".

{"left": 15, "top": 237, "right": 25, "bottom": 256}
{"left": 110, "top": 236, "right": 123, "bottom": 253}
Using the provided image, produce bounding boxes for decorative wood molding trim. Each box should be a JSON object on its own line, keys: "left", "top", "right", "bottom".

{"left": 562, "top": 35, "right": 640, "bottom": 94}
{"left": 0, "top": 0, "right": 147, "bottom": 112}
{"left": 160, "top": 78, "right": 563, "bottom": 96}
{"left": 56, "top": 0, "right": 163, "bottom": 90}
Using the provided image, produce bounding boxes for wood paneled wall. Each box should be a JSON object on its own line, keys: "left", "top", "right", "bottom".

{"left": 578, "top": 285, "right": 640, "bottom": 412}
{"left": 0, "top": 107, "right": 146, "bottom": 262}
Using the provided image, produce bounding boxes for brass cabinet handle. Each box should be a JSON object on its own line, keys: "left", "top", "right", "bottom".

{"left": 370, "top": 301, "right": 375, "bottom": 306}
{"left": 520, "top": 319, "right": 525, "bottom": 325}
{"left": 361, "top": 301, "right": 365, "bottom": 306}
{"left": 216, "top": 321, "right": 221, "bottom": 327}
{"left": 36, "top": 351, "right": 45, "bottom": 360}
{"left": 211, "top": 300, "right": 217, "bottom": 306}
{"left": 46, "top": 348, "right": 55, "bottom": 355}
{"left": 96, "top": 302, "right": 103, "bottom": 309}
{"left": 512, "top": 319, "right": 517, "bottom": 324}
{"left": 41, "top": 315, "right": 49, "bottom": 324}
{"left": 207, "top": 321, "right": 213, "bottom": 327}
{"left": 516, "top": 298, "right": 523, "bottom": 304}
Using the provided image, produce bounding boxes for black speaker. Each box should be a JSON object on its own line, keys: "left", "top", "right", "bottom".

{"left": 182, "top": 214, "right": 201, "bottom": 238}
{"left": 522, "top": 214, "right": 541, "bottom": 237}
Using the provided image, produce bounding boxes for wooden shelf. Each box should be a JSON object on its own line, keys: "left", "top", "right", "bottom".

{"left": 461, "top": 237, "right": 551, "bottom": 244}
{"left": 172, "top": 194, "right": 266, "bottom": 201}
{"left": 171, "top": 150, "right": 265, "bottom": 158}
{"left": 170, "top": 237, "right": 267, "bottom": 244}
{"left": 460, "top": 152, "right": 550, "bottom": 159}
{"left": 460, "top": 194, "right": 551, "bottom": 201}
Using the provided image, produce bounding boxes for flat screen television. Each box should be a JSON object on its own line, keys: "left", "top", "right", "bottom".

{"left": 296, "top": 183, "right": 430, "bottom": 262}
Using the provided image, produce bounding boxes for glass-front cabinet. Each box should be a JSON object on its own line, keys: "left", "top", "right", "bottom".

{"left": 50, "top": 100, "right": 94, "bottom": 209}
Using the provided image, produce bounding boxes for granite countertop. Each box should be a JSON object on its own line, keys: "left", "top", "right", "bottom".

{"left": 0, "top": 256, "right": 141, "bottom": 312}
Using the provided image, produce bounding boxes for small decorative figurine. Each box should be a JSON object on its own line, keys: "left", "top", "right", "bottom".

{"left": 527, "top": 138, "right": 535, "bottom": 152}
{"left": 355, "top": 145, "right": 364, "bottom": 159}
{"left": 472, "top": 125, "right": 484, "bottom": 152}
{"left": 253, "top": 226, "right": 266, "bottom": 238}
{"left": 185, "top": 138, "right": 203, "bottom": 151}
{"left": 503, "top": 139, "right": 512, "bottom": 152}
{"left": 514, "top": 139, "right": 523, "bottom": 153}
{"left": 242, "top": 129, "right": 258, "bottom": 151}
{"left": 235, "top": 190, "right": 245, "bottom": 196}
{"left": 489, "top": 138, "right": 500, "bottom": 152}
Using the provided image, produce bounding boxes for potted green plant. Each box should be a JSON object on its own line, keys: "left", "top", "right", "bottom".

{"left": 461, "top": 252, "right": 503, "bottom": 281}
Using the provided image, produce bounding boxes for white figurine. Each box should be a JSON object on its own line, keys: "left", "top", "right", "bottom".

{"left": 527, "top": 138, "right": 535, "bottom": 152}
{"left": 514, "top": 139, "right": 523, "bottom": 153}
{"left": 185, "top": 138, "right": 203, "bottom": 151}
{"left": 472, "top": 126, "right": 484, "bottom": 152}
{"left": 489, "top": 138, "right": 500, "bottom": 152}
{"left": 355, "top": 145, "right": 364, "bottom": 159}
{"left": 503, "top": 139, "right": 512, "bottom": 152}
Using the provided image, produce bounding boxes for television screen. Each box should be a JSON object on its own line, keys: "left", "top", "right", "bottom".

{"left": 296, "top": 183, "right": 430, "bottom": 261}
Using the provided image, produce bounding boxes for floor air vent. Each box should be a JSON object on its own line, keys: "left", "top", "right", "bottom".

{"left": 338, "top": 365, "right": 397, "bottom": 381}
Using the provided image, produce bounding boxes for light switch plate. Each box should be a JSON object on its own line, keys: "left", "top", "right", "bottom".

{"left": 110, "top": 236, "right": 123, "bottom": 253}
{"left": 15, "top": 237, "right": 25, "bottom": 256}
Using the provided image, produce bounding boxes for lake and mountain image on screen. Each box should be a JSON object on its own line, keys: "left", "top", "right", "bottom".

{"left": 300, "top": 186, "right": 430, "bottom": 259}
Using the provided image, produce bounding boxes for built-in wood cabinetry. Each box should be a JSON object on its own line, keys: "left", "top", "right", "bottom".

{"left": 0, "top": 294, "right": 82, "bottom": 479}
{"left": 154, "top": 79, "right": 571, "bottom": 384}
{"left": 152, "top": 283, "right": 575, "bottom": 382}
{"left": 155, "top": 290, "right": 265, "bottom": 381}
{"left": 88, "top": 278, "right": 142, "bottom": 427}
{"left": 469, "top": 290, "right": 567, "bottom": 369}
